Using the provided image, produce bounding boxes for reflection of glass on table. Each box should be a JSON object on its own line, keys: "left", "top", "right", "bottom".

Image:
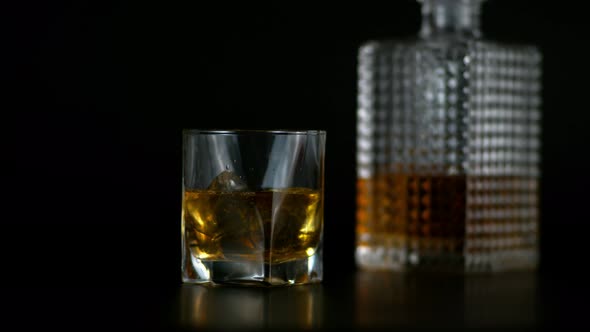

{"left": 179, "top": 284, "right": 324, "bottom": 329}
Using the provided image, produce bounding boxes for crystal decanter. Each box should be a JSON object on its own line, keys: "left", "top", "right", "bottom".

{"left": 356, "top": 0, "right": 541, "bottom": 272}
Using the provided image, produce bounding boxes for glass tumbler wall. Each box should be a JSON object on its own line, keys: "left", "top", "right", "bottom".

{"left": 182, "top": 130, "right": 325, "bottom": 285}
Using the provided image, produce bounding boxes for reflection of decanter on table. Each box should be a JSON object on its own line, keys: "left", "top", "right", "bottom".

{"left": 356, "top": 0, "right": 541, "bottom": 272}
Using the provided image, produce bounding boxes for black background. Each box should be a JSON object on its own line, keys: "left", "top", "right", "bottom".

{"left": 2, "top": 0, "right": 590, "bottom": 328}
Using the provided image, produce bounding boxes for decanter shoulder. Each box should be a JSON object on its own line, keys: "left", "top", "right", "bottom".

{"left": 468, "top": 41, "right": 542, "bottom": 65}
{"left": 359, "top": 38, "right": 472, "bottom": 62}
{"left": 359, "top": 39, "right": 541, "bottom": 67}
{"left": 358, "top": 38, "right": 415, "bottom": 59}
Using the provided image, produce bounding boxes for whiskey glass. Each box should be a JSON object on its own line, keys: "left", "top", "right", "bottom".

{"left": 182, "top": 130, "right": 325, "bottom": 286}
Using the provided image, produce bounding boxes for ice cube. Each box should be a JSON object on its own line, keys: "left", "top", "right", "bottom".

{"left": 208, "top": 170, "right": 248, "bottom": 192}
{"left": 206, "top": 171, "right": 263, "bottom": 258}
{"left": 213, "top": 192, "right": 264, "bottom": 257}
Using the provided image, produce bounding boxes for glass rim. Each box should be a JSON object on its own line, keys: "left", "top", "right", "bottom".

{"left": 183, "top": 129, "right": 326, "bottom": 136}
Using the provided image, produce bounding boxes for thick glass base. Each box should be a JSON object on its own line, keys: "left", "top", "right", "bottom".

{"left": 182, "top": 252, "right": 323, "bottom": 286}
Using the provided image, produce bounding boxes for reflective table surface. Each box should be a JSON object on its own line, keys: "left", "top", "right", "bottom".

{"left": 2, "top": 271, "right": 583, "bottom": 330}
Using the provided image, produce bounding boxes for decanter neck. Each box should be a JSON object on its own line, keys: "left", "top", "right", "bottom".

{"left": 419, "top": 0, "right": 483, "bottom": 39}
